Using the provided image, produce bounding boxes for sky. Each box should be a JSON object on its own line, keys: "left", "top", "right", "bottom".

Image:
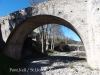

{"left": 61, "top": 26, "right": 81, "bottom": 41}
{"left": 0, "top": 0, "right": 30, "bottom": 17}
{"left": 0, "top": 0, "right": 81, "bottom": 41}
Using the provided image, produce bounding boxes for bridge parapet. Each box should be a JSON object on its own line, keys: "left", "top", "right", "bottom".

{"left": 68, "top": 44, "right": 83, "bottom": 47}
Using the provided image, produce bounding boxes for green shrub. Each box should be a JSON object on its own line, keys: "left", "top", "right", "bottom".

{"left": 70, "top": 65, "right": 75, "bottom": 69}
{"left": 46, "top": 50, "right": 54, "bottom": 56}
{"left": 55, "top": 40, "right": 65, "bottom": 46}
{"left": 86, "top": 67, "right": 94, "bottom": 70}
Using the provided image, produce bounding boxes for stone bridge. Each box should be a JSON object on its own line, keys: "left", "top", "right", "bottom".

{"left": 0, "top": 0, "right": 100, "bottom": 70}
{"left": 68, "top": 44, "right": 84, "bottom": 51}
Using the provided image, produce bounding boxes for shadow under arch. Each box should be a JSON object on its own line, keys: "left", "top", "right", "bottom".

{"left": 4, "top": 15, "right": 84, "bottom": 60}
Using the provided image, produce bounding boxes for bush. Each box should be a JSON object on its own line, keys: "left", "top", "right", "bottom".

{"left": 69, "top": 46, "right": 77, "bottom": 51}
{"left": 55, "top": 40, "right": 65, "bottom": 47}
{"left": 46, "top": 50, "right": 54, "bottom": 56}
{"left": 54, "top": 44, "right": 70, "bottom": 52}
{"left": 22, "top": 37, "right": 44, "bottom": 59}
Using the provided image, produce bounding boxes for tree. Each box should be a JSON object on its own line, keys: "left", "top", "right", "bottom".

{"left": 29, "top": 0, "right": 47, "bottom": 54}
{"left": 49, "top": 24, "right": 65, "bottom": 50}
{"left": 67, "top": 37, "right": 75, "bottom": 44}
{"left": 28, "top": 0, "right": 67, "bottom": 52}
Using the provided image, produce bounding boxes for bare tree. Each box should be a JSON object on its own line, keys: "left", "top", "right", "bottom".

{"left": 49, "top": 24, "right": 65, "bottom": 50}
{"left": 29, "top": 0, "right": 47, "bottom": 54}
{"left": 29, "top": 0, "right": 66, "bottom": 53}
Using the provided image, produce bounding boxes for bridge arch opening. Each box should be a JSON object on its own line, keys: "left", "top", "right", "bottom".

{"left": 4, "top": 15, "right": 85, "bottom": 60}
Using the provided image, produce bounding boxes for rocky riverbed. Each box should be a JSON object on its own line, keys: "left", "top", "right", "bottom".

{"left": 19, "top": 51, "right": 100, "bottom": 75}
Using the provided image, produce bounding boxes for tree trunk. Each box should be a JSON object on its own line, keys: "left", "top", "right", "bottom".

{"left": 46, "top": 24, "right": 49, "bottom": 51}
{"left": 41, "top": 26, "right": 46, "bottom": 54}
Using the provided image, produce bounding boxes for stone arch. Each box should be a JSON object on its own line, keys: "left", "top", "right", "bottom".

{"left": 1, "top": 0, "right": 100, "bottom": 70}
{"left": 0, "top": 0, "right": 88, "bottom": 66}
{"left": 4, "top": 15, "right": 85, "bottom": 60}
{"left": 0, "top": 0, "right": 88, "bottom": 57}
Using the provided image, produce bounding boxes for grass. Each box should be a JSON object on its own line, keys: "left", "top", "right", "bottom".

{"left": 70, "top": 65, "right": 75, "bottom": 69}
{"left": 0, "top": 52, "right": 24, "bottom": 75}
{"left": 46, "top": 50, "right": 54, "bottom": 56}
{"left": 86, "top": 67, "right": 94, "bottom": 70}
{"left": 66, "top": 52, "right": 70, "bottom": 54}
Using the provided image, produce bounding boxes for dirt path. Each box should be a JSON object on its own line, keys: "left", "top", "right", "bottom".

{"left": 19, "top": 52, "right": 100, "bottom": 75}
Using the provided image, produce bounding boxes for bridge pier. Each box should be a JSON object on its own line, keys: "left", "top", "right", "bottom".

{"left": 77, "top": 46, "right": 80, "bottom": 51}
{"left": 4, "top": 45, "right": 22, "bottom": 60}
{"left": 87, "top": 0, "right": 100, "bottom": 70}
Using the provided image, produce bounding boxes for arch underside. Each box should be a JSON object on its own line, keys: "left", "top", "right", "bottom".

{"left": 4, "top": 15, "right": 84, "bottom": 59}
